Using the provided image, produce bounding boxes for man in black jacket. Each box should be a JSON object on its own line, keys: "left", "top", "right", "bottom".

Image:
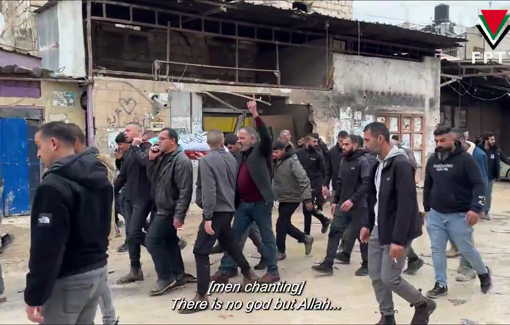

{"left": 323, "top": 131, "right": 348, "bottom": 197}
{"left": 296, "top": 134, "right": 331, "bottom": 235}
{"left": 478, "top": 132, "right": 510, "bottom": 220}
{"left": 424, "top": 126, "right": 492, "bottom": 299}
{"left": 25, "top": 122, "right": 112, "bottom": 324}
{"left": 312, "top": 135, "right": 369, "bottom": 276}
{"left": 114, "top": 122, "right": 153, "bottom": 284}
{"left": 360, "top": 122, "right": 435, "bottom": 325}
{"left": 211, "top": 101, "right": 280, "bottom": 283}
{"left": 145, "top": 128, "right": 194, "bottom": 296}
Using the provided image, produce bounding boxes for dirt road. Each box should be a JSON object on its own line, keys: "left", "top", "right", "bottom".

{"left": 1, "top": 183, "right": 510, "bottom": 324}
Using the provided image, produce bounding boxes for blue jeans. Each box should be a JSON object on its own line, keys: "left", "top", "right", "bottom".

{"left": 486, "top": 180, "right": 494, "bottom": 213}
{"left": 426, "top": 209, "right": 487, "bottom": 287}
{"left": 219, "top": 201, "right": 278, "bottom": 275}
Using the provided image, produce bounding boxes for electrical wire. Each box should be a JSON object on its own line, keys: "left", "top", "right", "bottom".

{"left": 446, "top": 79, "right": 509, "bottom": 101}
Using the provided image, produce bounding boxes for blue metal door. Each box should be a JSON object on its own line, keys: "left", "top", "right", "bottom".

{"left": 27, "top": 119, "right": 42, "bottom": 208}
{"left": 1, "top": 118, "right": 30, "bottom": 216}
{"left": 0, "top": 121, "right": 3, "bottom": 218}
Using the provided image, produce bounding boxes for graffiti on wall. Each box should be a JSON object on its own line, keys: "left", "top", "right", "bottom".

{"left": 52, "top": 91, "right": 76, "bottom": 107}
{"left": 105, "top": 129, "right": 124, "bottom": 152}
{"left": 106, "top": 97, "right": 151, "bottom": 128}
{"left": 314, "top": 107, "right": 339, "bottom": 120}
{"left": 172, "top": 117, "right": 190, "bottom": 135}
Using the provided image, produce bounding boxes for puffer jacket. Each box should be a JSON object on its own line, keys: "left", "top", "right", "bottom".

{"left": 273, "top": 149, "right": 312, "bottom": 203}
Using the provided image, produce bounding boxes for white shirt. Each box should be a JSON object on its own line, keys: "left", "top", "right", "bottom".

{"left": 374, "top": 161, "right": 383, "bottom": 226}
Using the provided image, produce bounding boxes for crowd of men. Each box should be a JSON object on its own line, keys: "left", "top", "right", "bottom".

{"left": 0, "top": 99, "right": 502, "bottom": 324}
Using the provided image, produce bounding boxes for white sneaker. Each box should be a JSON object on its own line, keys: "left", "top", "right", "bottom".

{"left": 456, "top": 268, "right": 477, "bottom": 282}
{"left": 480, "top": 212, "right": 491, "bottom": 220}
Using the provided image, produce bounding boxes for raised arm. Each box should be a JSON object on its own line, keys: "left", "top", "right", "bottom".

{"left": 247, "top": 101, "right": 272, "bottom": 158}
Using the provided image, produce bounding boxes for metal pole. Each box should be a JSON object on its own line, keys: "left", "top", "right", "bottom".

{"left": 276, "top": 42, "right": 280, "bottom": 86}
{"left": 235, "top": 23, "right": 239, "bottom": 82}
{"left": 86, "top": 0, "right": 95, "bottom": 146}
{"left": 166, "top": 21, "right": 171, "bottom": 81}
{"left": 325, "top": 21, "right": 329, "bottom": 88}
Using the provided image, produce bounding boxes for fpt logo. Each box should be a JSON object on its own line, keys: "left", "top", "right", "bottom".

{"left": 476, "top": 9, "right": 510, "bottom": 50}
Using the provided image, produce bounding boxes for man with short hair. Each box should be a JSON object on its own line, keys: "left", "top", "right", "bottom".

{"left": 361, "top": 122, "right": 434, "bottom": 325}
{"left": 296, "top": 134, "right": 331, "bottom": 235}
{"left": 114, "top": 122, "right": 153, "bottom": 284}
{"left": 115, "top": 132, "right": 130, "bottom": 253}
{"left": 146, "top": 128, "right": 194, "bottom": 296}
{"left": 478, "top": 132, "right": 510, "bottom": 220}
{"left": 450, "top": 128, "right": 488, "bottom": 282}
{"left": 210, "top": 134, "right": 266, "bottom": 271}
{"left": 463, "top": 130, "right": 470, "bottom": 142}
{"left": 180, "top": 130, "right": 256, "bottom": 313}
{"left": 323, "top": 131, "right": 348, "bottom": 197}
{"left": 272, "top": 140, "right": 314, "bottom": 260}
{"left": 142, "top": 130, "right": 158, "bottom": 144}
{"left": 279, "top": 129, "right": 294, "bottom": 149}
{"left": 67, "top": 123, "right": 118, "bottom": 325}
{"left": 211, "top": 101, "right": 280, "bottom": 283}
{"left": 424, "top": 126, "right": 492, "bottom": 299}
{"left": 25, "top": 122, "right": 112, "bottom": 324}
{"left": 312, "top": 135, "right": 369, "bottom": 276}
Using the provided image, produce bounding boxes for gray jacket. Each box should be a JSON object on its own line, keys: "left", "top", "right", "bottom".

{"left": 147, "top": 146, "right": 193, "bottom": 222}
{"left": 195, "top": 148, "right": 237, "bottom": 220}
{"left": 273, "top": 150, "right": 312, "bottom": 203}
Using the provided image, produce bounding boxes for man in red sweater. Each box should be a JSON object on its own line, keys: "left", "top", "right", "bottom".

{"left": 211, "top": 101, "right": 279, "bottom": 283}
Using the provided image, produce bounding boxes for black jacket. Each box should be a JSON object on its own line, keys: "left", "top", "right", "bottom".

{"left": 478, "top": 144, "right": 510, "bottom": 180}
{"left": 366, "top": 148, "right": 422, "bottom": 246}
{"left": 362, "top": 149, "right": 378, "bottom": 169}
{"left": 296, "top": 146, "right": 326, "bottom": 185}
{"left": 333, "top": 150, "right": 370, "bottom": 209}
{"left": 234, "top": 116, "right": 275, "bottom": 206}
{"left": 25, "top": 149, "right": 112, "bottom": 306}
{"left": 424, "top": 144, "right": 486, "bottom": 214}
{"left": 323, "top": 144, "right": 343, "bottom": 190}
{"left": 147, "top": 146, "right": 193, "bottom": 222}
{"left": 114, "top": 143, "right": 152, "bottom": 203}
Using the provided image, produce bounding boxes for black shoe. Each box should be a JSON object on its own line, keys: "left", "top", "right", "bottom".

{"left": 403, "top": 258, "right": 424, "bottom": 275}
{"left": 426, "top": 282, "right": 448, "bottom": 299}
{"left": 321, "top": 218, "right": 332, "bottom": 234}
{"left": 479, "top": 267, "right": 493, "bottom": 294}
{"left": 254, "top": 259, "right": 267, "bottom": 271}
{"left": 178, "top": 238, "right": 187, "bottom": 250}
{"left": 276, "top": 251, "right": 287, "bottom": 261}
{"left": 335, "top": 252, "right": 350, "bottom": 264}
{"left": 210, "top": 243, "right": 224, "bottom": 255}
{"left": 149, "top": 278, "right": 177, "bottom": 296}
{"left": 376, "top": 313, "right": 396, "bottom": 325}
{"left": 304, "top": 235, "right": 314, "bottom": 256}
{"left": 117, "top": 243, "right": 128, "bottom": 253}
{"left": 411, "top": 297, "right": 436, "bottom": 325}
{"left": 1, "top": 234, "right": 14, "bottom": 251}
{"left": 355, "top": 263, "right": 368, "bottom": 276}
{"left": 311, "top": 261, "right": 333, "bottom": 275}
{"left": 339, "top": 240, "right": 345, "bottom": 252}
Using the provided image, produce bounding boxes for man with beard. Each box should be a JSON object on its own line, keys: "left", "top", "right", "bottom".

{"left": 424, "top": 126, "right": 492, "bottom": 299}
{"left": 279, "top": 130, "right": 295, "bottom": 149}
{"left": 114, "top": 132, "right": 131, "bottom": 253}
{"left": 211, "top": 101, "right": 280, "bottom": 284}
{"left": 25, "top": 122, "right": 112, "bottom": 324}
{"left": 179, "top": 130, "right": 256, "bottom": 314}
{"left": 114, "top": 122, "right": 152, "bottom": 284}
{"left": 146, "top": 128, "right": 194, "bottom": 296}
{"left": 272, "top": 141, "right": 314, "bottom": 260}
{"left": 361, "top": 122, "right": 434, "bottom": 325}
{"left": 296, "top": 134, "right": 331, "bottom": 235}
{"left": 478, "top": 132, "right": 510, "bottom": 220}
{"left": 312, "top": 135, "right": 369, "bottom": 275}
{"left": 209, "top": 134, "right": 266, "bottom": 271}
{"left": 323, "top": 131, "right": 348, "bottom": 198}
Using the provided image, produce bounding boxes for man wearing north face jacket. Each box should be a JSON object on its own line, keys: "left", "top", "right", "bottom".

{"left": 272, "top": 141, "right": 314, "bottom": 260}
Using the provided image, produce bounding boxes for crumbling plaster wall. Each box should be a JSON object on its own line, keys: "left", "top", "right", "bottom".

{"left": 0, "top": 81, "right": 84, "bottom": 127}
{"left": 312, "top": 54, "right": 440, "bottom": 156}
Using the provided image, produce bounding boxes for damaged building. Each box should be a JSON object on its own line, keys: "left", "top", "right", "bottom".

{"left": 1, "top": 0, "right": 465, "bottom": 215}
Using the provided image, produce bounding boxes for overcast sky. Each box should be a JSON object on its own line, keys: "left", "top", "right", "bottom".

{"left": 352, "top": 1, "right": 509, "bottom": 29}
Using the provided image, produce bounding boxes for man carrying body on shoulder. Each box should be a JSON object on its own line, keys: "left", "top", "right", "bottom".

{"left": 146, "top": 128, "right": 195, "bottom": 296}
{"left": 209, "top": 134, "right": 267, "bottom": 271}
{"left": 272, "top": 141, "right": 314, "bottom": 260}
{"left": 114, "top": 122, "right": 153, "bottom": 284}
{"left": 296, "top": 134, "right": 332, "bottom": 235}
{"left": 179, "top": 130, "right": 257, "bottom": 314}
{"left": 211, "top": 101, "right": 280, "bottom": 283}
{"left": 361, "top": 122, "right": 435, "bottom": 325}
{"left": 25, "top": 122, "right": 112, "bottom": 324}
{"left": 312, "top": 135, "right": 369, "bottom": 276}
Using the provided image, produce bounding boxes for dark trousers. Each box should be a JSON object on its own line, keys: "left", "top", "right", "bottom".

{"left": 194, "top": 212, "right": 251, "bottom": 296}
{"left": 325, "top": 207, "right": 360, "bottom": 265}
{"left": 122, "top": 196, "right": 132, "bottom": 241}
{"left": 146, "top": 215, "right": 184, "bottom": 281}
{"left": 340, "top": 208, "right": 368, "bottom": 263}
{"left": 219, "top": 201, "right": 278, "bottom": 275}
{"left": 303, "top": 180, "right": 328, "bottom": 235}
{"left": 276, "top": 202, "right": 306, "bottom": 253}
{"left": 127, "top": 200, "right": 152, "bottom": 268}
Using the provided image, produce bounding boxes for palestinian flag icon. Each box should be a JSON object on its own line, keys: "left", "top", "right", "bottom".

{"left": 476, "top": 9, "right": 510, "bottom": 50}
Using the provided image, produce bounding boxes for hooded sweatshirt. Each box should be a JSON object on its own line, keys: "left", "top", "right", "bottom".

{"left": 465, "top": 141, "right": 488, "bottom": 186}
{"left": 25, "top": 149, "right": 113, "bottom": 307}
{"left": 424, "top": 143, "right": 486, "bottom": 214}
